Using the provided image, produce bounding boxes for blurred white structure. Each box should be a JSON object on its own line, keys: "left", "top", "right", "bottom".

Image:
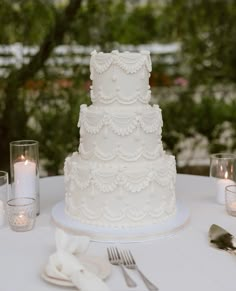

{"left": 0, "top": 43, "right": 180, "bottom": 77}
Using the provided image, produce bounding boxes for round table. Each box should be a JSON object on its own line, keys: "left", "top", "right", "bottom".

{"left": 0, "top": 174, "right": 236, "bottom": 291}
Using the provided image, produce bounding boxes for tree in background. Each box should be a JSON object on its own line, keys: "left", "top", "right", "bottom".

{"left": 0, "top": 0, "right": 83, "bottom": 172}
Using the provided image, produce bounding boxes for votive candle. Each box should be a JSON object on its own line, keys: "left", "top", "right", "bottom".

{"left": 216, "top": 172, "right": 233, "bottom": 204}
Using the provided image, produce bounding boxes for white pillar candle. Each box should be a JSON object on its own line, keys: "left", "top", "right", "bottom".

{"left": 216, "top": 177, "right": 233, "bottom": 204}
{"left": 14, "top": 160, "right": 36, "bottom": 198}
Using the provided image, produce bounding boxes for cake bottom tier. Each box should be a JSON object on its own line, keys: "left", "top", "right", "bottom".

{"left": 64, "top": 153, "right": 176, "bottom": 228}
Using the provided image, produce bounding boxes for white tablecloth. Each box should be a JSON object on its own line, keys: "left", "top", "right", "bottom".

{"left": 0, "top": 174, "right": 236, "bottom": 291}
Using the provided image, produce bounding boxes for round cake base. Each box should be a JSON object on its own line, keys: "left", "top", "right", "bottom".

{"left": 51, "top": 199, "right": 189, "bottom": 242}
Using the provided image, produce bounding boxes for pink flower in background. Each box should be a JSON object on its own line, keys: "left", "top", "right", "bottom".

{"left": 174, "top": 77, "right": 188, "bottom": 87}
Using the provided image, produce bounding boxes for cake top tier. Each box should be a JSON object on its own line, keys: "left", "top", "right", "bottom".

{"left": 90, "top": 50, "right": 152, "bottom": 78}
{"left": 90, "top": 50, "right": 152, "bottom": 107}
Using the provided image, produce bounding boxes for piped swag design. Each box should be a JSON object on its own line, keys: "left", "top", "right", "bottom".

{"left": 90, "top": 50, "right": 152, "bottom": 79}
{"left": 78, "top": 105, "right": 162, "bottom": 136}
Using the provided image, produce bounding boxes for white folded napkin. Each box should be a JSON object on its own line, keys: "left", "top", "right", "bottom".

{"left": 55, "top": 228, "right": 90, "bottom": 256}
{"left": 45, "top": 228, "right": 110, "bottom": 291}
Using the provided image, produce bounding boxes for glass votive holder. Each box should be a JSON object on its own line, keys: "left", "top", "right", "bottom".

{"left": 225, "top": 185, "right": 236, "bottom": 216}
{"left": 10, "top": 140, "right": 40, "bottom": 215}
{"left": 210, "top": 153, "right": 236, "bottom": 204}
{"left": 7, "top": 197, "right": 36, "bottom": 232}
{"left": 0, "top": 171, "right": 9, "bottom": 228}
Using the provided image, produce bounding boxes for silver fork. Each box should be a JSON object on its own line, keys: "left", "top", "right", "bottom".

{"left": 121, "top": 249, "right": 159, "bottom": 291}
{"left": 107, "top": 247, "right": 137, "bottom": 287}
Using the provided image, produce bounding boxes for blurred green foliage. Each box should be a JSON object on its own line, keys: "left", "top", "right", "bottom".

{"left": 160, "top": 92, "right": 236, "bottom": 158}
{"left": 161, "top": 0, "right": 236, "bottom": 84}
{"left": 0, "top": 0, "right": 235, "bottom": 175}
{"left": 0, "top": 0, "right": 55, "bottom": 44}
{"left": 26, "top": 79, "right": 90, "bottom": 175}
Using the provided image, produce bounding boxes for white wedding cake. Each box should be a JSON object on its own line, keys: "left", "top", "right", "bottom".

{"left": 64, "top": 50, "right": 176, "bottom": 228}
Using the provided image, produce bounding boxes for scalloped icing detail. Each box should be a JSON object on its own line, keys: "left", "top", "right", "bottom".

{"left": 90, "top": 51, "right": 152, "bottom": 80}
{"left": 103, "top": 209, "right": 126, "bottom": 222}
{"left": 79, "top": 142, "right": 163, "bottom": 162}
{"left": 91, "top": 88, "right": 151, "bottom": 105}
{"left": 65, "top": 189, "right": 176, "bottom": 227}
{"left": 64, "top": 159, "right": 92, "bottom": 190}
{"left": 79, "top": 106, "right": 162, "bottom": 136}
{"left": 80, "top": 204, "right": 104, "bottom": 220}
{"left": 64, "top": 154, "right": 176, "bottom": 194}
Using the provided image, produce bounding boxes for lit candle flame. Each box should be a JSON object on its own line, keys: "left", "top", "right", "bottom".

{"left": 19, "top": 155, "right": 29, "bottom": 165}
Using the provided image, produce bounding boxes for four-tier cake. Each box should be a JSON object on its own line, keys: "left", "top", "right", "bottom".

{"left": 64, "top": 50, "right": 176, "bottom": 228}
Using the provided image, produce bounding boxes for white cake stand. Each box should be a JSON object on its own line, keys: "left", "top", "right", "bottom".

{"left": 51, "top": 199, "right": 189, "bottom": 243}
